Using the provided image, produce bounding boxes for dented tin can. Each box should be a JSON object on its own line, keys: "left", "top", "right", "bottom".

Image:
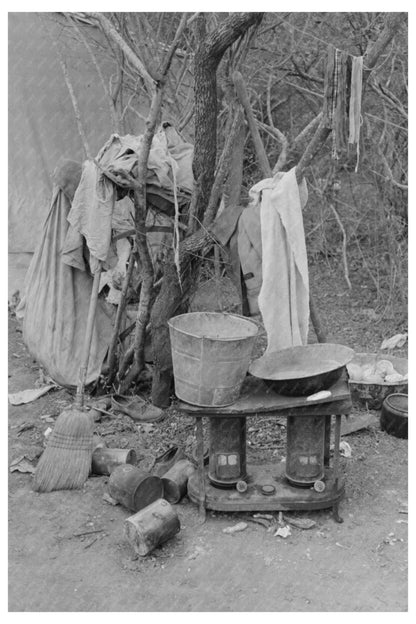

{"left": 108, "top": 464, "right": 163, "bottom": 512}
{"left": 124, "top": 498, "right": 180, "bottom": 556}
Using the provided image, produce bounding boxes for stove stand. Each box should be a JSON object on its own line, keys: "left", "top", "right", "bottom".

{"left": 177, "top": 377, "right": 352, "bottom": 524}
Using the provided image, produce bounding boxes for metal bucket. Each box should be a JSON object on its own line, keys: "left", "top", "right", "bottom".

{"left": 108, "top": 464, "right": 163, "bottom": 512}
{"left": 168, "top": 312, "right": 259, "bottom": 407}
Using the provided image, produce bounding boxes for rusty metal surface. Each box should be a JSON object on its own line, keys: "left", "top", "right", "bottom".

{"left": 124, "top": 499, "right": 180, "bottom": 557}
{"left": 187, "top": 463, "right": 344, "bottom": 512}
{"left": 176, "top": 377, "right": 352, "bottom": 416}
{"left": 107, "top": 465, "right": 163, "bottom": 512}
{"left": 250, "top": 344, "right": 355, "bottom": 380}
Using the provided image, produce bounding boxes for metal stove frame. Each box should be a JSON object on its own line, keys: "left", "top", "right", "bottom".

{"left": 177, "top": 377, "right": 352, "bottom": 523}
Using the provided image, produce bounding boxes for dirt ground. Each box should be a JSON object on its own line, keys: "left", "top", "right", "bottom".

{"left": 8, "top": 264, "right": 408, "bottom": 612}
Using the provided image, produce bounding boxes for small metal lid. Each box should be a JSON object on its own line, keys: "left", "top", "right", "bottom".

{"left": 384, "top": 393, "right": 408, "bottom": 414}
{"left": 261, "top": 484, "right": 276, "bottom": 496}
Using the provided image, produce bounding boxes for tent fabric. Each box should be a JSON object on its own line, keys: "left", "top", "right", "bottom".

{"left": 16, "top": 161, "right": 114, "bottom": 387}
{"left": 250, "top": 167, "right": 309, "bottom": 353}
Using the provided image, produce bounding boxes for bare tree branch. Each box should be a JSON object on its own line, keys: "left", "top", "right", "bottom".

{"left": 64, "top": 13, "right": 121, "bottom": 133}
{"left": 87, "top": 12, "right": 156, "bottom": 95}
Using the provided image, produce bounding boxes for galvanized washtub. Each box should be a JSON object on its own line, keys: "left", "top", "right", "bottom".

{"left": 168, "top": 312, "right": 259, "bottom": 407}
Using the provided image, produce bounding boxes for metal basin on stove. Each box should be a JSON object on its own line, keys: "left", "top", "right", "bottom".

{"left": 249, "top": 344, "right": 355, "bottom": 397}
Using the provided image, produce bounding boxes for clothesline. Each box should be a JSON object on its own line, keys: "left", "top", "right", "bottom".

{"left": 278, "top": 16, "right": 372, "bottom": 68}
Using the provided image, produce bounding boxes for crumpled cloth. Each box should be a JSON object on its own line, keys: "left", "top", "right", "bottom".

{"left": 249, "top": 167, "right": 309, "bottom": 353}
{"left": 63, "top": 130, "right": 193, "bottom": 273}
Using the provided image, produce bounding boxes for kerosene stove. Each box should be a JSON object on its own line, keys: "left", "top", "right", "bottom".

{"left": 182, "top": 375, "right": 352, "bottom": 523}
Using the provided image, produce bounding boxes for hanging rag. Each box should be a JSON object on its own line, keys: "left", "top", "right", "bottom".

{"left": 348, "top": 56, "right": 363, "bottom": 171}
{"left": 330, "top": 49, "right": 350, "bottom": 160}
{"left": 249, "top": 167, "right": 309, "bottom": 353}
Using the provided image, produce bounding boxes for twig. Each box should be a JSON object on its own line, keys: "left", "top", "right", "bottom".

{"left": 88, "top": 12, "right": 156, "bottom": 95}
{"left": 107, "top": 249, "right": 136, "bottom": 385}
{"left": 233, "top": 70, "right": 272, "bottom": 178}
{"left": 73, "top": 528, "right": 104, "bottom": 538}
{"left": 329, "top": 203, "right": 352, "bottom": 290}
{"left": 64, "top": 12, "right": 120, "bottom": 133}
{"left": 265, "top": 74, "right": 288, "bottom": 172}
{"left": 203, "top": 106, "right": 244, "bottom": 226}
{"left": 83, "top": 536, "right": 99, "bottom": 549}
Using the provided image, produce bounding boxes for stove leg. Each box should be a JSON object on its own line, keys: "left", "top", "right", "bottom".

{"left": 332, "top": 502, "right": 344, "bottom": 524}
{"left": 196, "top": 416, "right": 206, "bottom": 523}
{"left": 332, "top": 415, "right": 344, "bottom": 523}
{"left": 324, "top": 415, "right": 331, "bottom": 467}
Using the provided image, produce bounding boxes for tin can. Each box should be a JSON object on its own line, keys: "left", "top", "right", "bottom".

{"left": 92, "top": 447, "right": 137, "bottom": 476}
{"left": 124, "top": 498, "right": 180, "bottom": 556}
{"left": 161, "top": 459, "right": 196, "bottom": 503}
{"left": 108, "top": 464, "right": 163, "bottom": 512}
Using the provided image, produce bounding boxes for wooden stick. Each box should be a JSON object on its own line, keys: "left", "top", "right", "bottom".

{"left": 233, "top": 70, "right": 272, "bottom": 177}
{"left": 203, "top": 106, "right": 244, "bottom": 226}
{"left": 329, "top": 203, "right": 352, "bottom": 290}
{"left": 76, "top": 268, "right": 102, "bottom": 408}
{"left": 196, "top": 416, "right": 206, "bottom": 522}
{"left": 107, "top": 250, "right": 136, "bottom": 385}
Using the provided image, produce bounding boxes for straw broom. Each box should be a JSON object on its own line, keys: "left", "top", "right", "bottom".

{"left": 33, "top": 267, "right": 102, "bottom": 492}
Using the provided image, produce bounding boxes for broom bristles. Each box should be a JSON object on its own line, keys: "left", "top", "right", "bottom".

{"left": 33, "top": 407, "right": 93, "bottom": 493}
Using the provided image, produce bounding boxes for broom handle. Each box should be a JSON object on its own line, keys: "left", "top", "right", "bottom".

{"left": 75, "top": 267, "right": 102, "bottom": 409}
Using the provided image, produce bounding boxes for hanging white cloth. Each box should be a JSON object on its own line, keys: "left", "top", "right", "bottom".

{"left": 249, "top": 166, "right": 309, "bottom": 354}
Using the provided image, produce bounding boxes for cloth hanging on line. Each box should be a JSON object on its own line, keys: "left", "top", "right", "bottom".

{"left": 326, "top": 46, "right": 363, "bottom": 170}
{"left": 348, "top": 56, "right": 364, "bottom": 172}
{"left": 331, "top": 48, "right": 350, "bottom": 161}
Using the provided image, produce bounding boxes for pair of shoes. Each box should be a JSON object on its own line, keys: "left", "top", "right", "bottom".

{"left": 152, "top": 446, "right": 186, "bottom": 476}
{"left": 111, "top": 394, "right": 164, "bottom": 423}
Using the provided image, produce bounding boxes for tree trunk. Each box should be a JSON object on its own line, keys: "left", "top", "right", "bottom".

{"left": 192, "top": 13, "right": 263, "bottom": 221}
{"left": 151, "top": 13, "right": 263, "bottom": 407}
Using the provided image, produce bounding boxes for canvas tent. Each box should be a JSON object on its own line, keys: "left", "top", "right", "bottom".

{"left": 8, "top": 13, "right": 145, "bottom": 297}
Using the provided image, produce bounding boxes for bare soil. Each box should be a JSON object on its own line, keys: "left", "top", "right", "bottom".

{"left": 8, "top": 263, "right": 408, "bottom": 612}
